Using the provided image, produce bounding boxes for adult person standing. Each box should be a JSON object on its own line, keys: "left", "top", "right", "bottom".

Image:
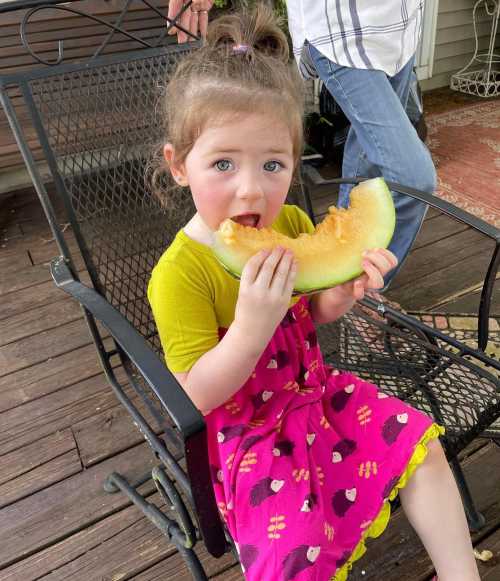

{"left": 166, "top": 0, "right": 437, "bottom": 289}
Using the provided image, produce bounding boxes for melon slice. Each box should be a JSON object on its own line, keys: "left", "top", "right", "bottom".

{"left": 212, "top": 177, "right": 396, "bottom": 293}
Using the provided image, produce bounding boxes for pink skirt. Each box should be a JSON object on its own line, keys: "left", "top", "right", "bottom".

{"left": 205, "top": 297, "right": 441, "bottom": 580}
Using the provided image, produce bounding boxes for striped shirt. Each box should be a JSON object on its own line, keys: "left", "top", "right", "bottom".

{"left": 286, "top": 0, "right": 424, "bottom": 77}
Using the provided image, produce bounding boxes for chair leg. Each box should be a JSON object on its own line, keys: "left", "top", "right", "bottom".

{"left": 103, "top": 469, "right": 152, "bottom": 493}
{"left": 448, "top": 456, "right": 486, "bottom": 531}
{"left": 104, "top": 471, "right": 209, "bottom": 581}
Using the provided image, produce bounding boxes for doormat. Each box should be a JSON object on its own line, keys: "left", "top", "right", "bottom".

{"left": 426, "top": 100, "right": 500, "bottom": 228}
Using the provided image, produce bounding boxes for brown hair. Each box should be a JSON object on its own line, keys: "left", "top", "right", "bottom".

{"left": 148, "top": 4, "right": 304, "bottom": 205}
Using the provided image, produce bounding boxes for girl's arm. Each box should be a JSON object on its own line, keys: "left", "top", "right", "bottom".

{"left": 309, "top": 286, "right": 356, "bottom": 325}
{"left": 174, "top": 247, "right": 297, "bottom": 414}
{"left": 310, "top": 248, "right": 398, "bottom": 325}
{"left": 173, "top": 318, "right": 269, "bottom": 414}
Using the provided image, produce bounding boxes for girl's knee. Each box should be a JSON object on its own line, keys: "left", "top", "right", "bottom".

{"left": 424, "top": 437, "right": 447, "bottom": 468}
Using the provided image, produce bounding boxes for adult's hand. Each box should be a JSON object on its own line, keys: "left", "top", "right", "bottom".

{"left": 167, "top": 0, "right": 214, "bottom": 43}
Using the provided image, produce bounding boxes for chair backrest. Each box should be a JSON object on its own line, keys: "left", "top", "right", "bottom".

{"left": 2, "top": 40, "right": 233, "bottom": 559}
{"left": 6, "top": 45, "right": 196, "bottom": 353}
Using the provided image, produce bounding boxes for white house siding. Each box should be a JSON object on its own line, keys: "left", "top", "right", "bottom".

{"left": 421, "top": 0, "right": 500, "bottom": 91}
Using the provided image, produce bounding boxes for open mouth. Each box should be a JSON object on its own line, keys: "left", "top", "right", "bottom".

{"left": 231, "top": 213, "right": 261, "bottom": 228}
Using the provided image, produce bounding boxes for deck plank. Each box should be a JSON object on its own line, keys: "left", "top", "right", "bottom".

{"left": 0, "top": 318, "right": 106, "bottom": 378}
{"left": 0, "top": 297, "right": 83, "bottom": 346}
{"left": 436, "top": 286, "right": 500, "bottom": 316}
{"left": 128, "top": 546, "right": 237, "bottom": 581}
{"left": 0, "top": 262, "right": 53, "bottom": 295}
{"left": 388, "top": 250, "right": 494, "bottom": 311}
{"left": 476, "top": 527, "right": 500, "bottom": 579}
{"left": 73, "top": 391, "right": 162, "bottom": 467}
{"left": 27, "top": 233, "right": 84, "bottom": 269}
{"left": 411, "top": 213, "right": 470, "bottom": 250}
{"left": 0, "top": 339, "right": 112, "bottom": 413}
{"left": 0, "top": 442, "right": 157, "bottom": 569}
{"left": 0, "top": 369, "right": 125, "bottom": 456}
{"left": 0, "top": 429, "right": 77, "bottom": 486}
{"left": 0, "top": 449, "right": 82, "bottom": 509}
{"left": 0, "top": 495, "right": 162, "bottom": 581}
{"left": 34, "top": 493, "right": 177, "bottom": 581}
{"left": 212, "top": 566, "right": 245, "bottom": 580}
{"left": 1, "top": 278, "right": 70, "bottom": 319}
{"left": 390, "top": 228, "right": 493, "bottom": 290}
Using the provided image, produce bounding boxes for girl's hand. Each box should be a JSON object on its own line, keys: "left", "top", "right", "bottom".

{"left": 337, "top": 248, "right": 398, "bottom": 301}
{"left": 310, "top": 248, "right": 398, "bottom": 325}
{"left": 234, "top": 248, "right": 297, "bottom": 352}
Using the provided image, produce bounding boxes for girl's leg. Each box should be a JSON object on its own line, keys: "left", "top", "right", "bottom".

{"left": 399, "top": 439, "right": 480, "bottom": 581}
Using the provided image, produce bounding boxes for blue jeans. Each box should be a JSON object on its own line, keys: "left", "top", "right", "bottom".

{"left": 306, "top": 43, "right": 437, "bottom": 289}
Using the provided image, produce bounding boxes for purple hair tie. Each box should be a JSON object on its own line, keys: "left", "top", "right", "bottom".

{"left": 232, "top": 44, "right": 250, "bottom": 54}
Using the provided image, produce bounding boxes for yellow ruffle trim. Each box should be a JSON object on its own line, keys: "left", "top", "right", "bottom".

{"left": 331, "top": 423, "right": 445, "bottom": 581}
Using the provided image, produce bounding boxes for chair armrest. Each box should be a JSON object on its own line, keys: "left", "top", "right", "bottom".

{"left": 50, "top": 256, "right": 203, "bottom": 439}
{"left": 301, "top": 168, "right": 500, "bottom": 351}
{"left": 50, "top": 256, "right": 228, "bottom": 557}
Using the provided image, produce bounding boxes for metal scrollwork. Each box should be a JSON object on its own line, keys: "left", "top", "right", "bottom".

{"left": 16, "top": 0, "right": 197, "bottom": 66}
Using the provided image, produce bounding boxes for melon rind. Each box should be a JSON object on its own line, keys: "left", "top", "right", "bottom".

{"left": 212, "top": 177, "right": 396, "bottom": 293}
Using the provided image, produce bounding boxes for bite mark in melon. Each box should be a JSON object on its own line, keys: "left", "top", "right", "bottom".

{"left": 212, "top": 177, "right": 396, "bottom": 293}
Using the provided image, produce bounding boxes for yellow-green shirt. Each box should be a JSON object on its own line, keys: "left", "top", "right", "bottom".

{"left": 147, "top": 204, "right": 315, "bottom": 373}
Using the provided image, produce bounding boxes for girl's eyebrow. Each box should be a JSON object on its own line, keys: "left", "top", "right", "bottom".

{"left": 209, "top": 148, "right": 290, "bottom": 155}
{"left": 208, "top": 149, "right": 241, "bottom": 154}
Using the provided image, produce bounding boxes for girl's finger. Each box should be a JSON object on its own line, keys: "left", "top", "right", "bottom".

{"left": 370, "top": 248, "right": 398, "bottom": 271}
{"left": 240, "top": 250, "right": 270, "bottom": 286}
{"left": 283, "top": 259, "right": 298, "bottom": 297}
{"left": 363, "top": 250, "right": 393, "bottom": 276}
{"left": 378, "top": 248, "right": 398, "bottom": 271}
{"left": 270, "top": 251, "right": 295, "bottom": 294}
{"left": 256, "top": 247, "right": 286, "bottom": 288}
{"left": 353, "top": 278, "right": 366, "bottom": 301}
{"left": 362, "top": 259, "right": 385, "bottom": 289}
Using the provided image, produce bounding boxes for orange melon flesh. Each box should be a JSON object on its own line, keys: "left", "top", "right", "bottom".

{"left": 212, "top": 177, "right": 396, "bottom": 293}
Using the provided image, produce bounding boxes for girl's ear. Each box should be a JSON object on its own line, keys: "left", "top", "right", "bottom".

{"left": 163, "top": 143, "right": 188, "bottom": 186}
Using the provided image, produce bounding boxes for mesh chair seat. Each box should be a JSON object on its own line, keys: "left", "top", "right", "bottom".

{"left": 317, "top": 312, "right": 500, "bottom": 456}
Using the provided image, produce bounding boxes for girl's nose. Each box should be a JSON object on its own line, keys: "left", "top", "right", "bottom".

{"left": 236, "top": 172, "right": 264, "bottom": 200}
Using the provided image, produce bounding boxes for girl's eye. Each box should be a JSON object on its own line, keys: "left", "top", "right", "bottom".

{"left": 263, "top": 160, "right": 283, "bottom": 172}
{"left": 214, "top": 159, "right": 233, "bottom": 172}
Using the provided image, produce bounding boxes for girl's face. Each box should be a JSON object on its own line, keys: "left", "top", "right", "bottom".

{"left": 165, "top": 112, "right": 295, "bottom": 232}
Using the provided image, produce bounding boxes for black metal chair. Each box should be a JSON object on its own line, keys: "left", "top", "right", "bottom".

{"left": 1, "top": 2, "right": 499, "bottom": 579}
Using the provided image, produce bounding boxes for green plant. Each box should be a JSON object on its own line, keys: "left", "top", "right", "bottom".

{"left": 213, "top": 0, "right": 287, "bottom": 20}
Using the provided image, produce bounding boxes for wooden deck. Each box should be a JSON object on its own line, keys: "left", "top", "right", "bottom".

{"left": 1, "top": 89, "right": 500, "bottom": 580}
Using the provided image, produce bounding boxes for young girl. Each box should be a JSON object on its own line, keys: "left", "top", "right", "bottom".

{"left": 147, "top": 6, "right": 480, "bottom": 581}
